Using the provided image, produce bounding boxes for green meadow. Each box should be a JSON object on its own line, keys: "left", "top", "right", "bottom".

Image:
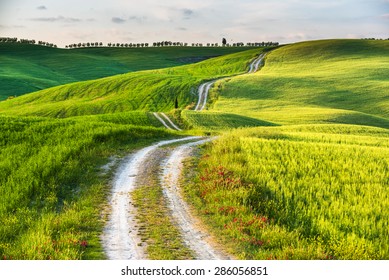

{"left": 180, "top": 39, "right": 389, "bottom": 259}
{"left": 0, "top": 48, "right": 262, "bottom": 117}
{"left": 0, "top": 114, "right": 179, "bottom": 259}
{"left": 0, "top": 39, "right": 388, "bottom": 259}
{"left": 0, "top": 43, "right": 255, "bottom": 100}
{"left": 185, "top": 125, "right": 389, "bottom": 259}
{"left": 207, "top": 40, "right": 389, "bottom": 128}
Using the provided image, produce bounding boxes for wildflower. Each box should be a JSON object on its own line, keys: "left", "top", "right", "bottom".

{"left": 79, "top": 240, "right": 88, "bottom": 248}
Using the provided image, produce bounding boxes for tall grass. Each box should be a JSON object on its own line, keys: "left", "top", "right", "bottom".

{"left": 185, "top": 125, "right": 389, "bottom": 259}
{"left": 0, "top": 115, "right": 175, "bottom": 259}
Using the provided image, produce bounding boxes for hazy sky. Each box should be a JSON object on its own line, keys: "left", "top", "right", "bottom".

{"left": 0, "top": 0, "right": 388, "bottom": 47}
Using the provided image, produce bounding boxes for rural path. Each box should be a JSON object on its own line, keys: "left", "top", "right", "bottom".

{"left": 248, "top": 53, "right": 266, "bottom": 73}
{"left": 102, "top": 136, "right": 199, "bottom": 259}
{"left": 103, "top": 52, "right": 267, "bottom": 260}
{"left": 153, "top": 112, "right": 182, "bottom": 131}
{"left": 195, "top": 53, "right": 266, "bottom": 111}
{"left": 161, "top": 138, "right": 231, "bottom": 259}
{"left": 102, "top": 136, "right": 230, "bottom": 259}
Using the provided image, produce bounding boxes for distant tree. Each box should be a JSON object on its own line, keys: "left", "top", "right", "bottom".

{"left": 174, "top": 97, "right": 179, "bottom": 109}
{"left": 222, "top": 38, "right": 227, "bottom": 46}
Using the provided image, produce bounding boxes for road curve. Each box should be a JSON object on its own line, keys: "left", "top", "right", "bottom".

{"left": 153, "top": 112, "right": 182, "bottom": 131}
{"left": 195, "top": 53, "right": 266, "bottom": 112}
{"left": 161, "top": 138, "right": 230, "bottom": 260}
{"left": 102, "top": 136, "right": 202, "bottom": 260}
{"left": 194, "top": 81, "right": 216, "bottom": 111}
{"left": 160, "top": 112, "right": 182, "bottom": 131}
{"left": 248, "top": 53, "right": 266, "bottom": 73}
{"left": 103, "top": 52, "right": 267, "bottom": 260}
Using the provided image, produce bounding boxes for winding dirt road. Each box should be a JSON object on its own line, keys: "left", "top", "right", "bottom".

{"left": 161, "top": 138, "right": 231, "bottom": 259}
{"left": 194, "top": 53, "right": 266, "bottom": 111}
{"left": 153, "top": 112, "right": 182, "bottom": 131}
{"left": 103, "top": 52, "right": 267, "bottom": 260}
{"left": 102, "top": 136, "right": 201, "bottom": 260}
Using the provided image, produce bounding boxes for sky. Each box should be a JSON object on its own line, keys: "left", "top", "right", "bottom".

{"left": 0, "top": 0, "right": 388, "bottom": 47}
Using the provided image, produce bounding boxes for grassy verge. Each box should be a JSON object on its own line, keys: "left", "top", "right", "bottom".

{"left": 0, "top": 115, "right": 176, "bottom": 259}
{"left": 131, "top": 147, "right": 194, "bottom": 259}
{"left": 183, "top": 125, "right": 389, "bottom": 260}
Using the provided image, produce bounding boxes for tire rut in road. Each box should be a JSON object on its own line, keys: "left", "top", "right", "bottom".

{"left": 102, "top": 136, "right": 201, "bottom": 260}
{"left": 194, "top": 53, "right": 267, "bottom": 112}
{"left": 161, "top": 138, "right": 232, "bottom": 260}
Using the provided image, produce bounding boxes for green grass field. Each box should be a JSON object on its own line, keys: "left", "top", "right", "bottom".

{"left": 180, "top": 39, "right": 389, "bottom": 259}
{"left": 0, "top": 48, "right": 262, "bottom": 117}
{"left": 0, "top": 114, "right": 181, "bottom": 259}
{"left": 206, "top": 39, "right": 389, "bottom": 128}
{"left": 1, "top": 39, "right": 388, "bottom": 260}
{"left": 0, "top": 43, "right": 255, "bottom": 100}
{"left": 185, "top": 125, "right": 389, "bottom": 259}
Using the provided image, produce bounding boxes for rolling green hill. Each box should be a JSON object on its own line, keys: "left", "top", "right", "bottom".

{"left": 1, "top": 39, "right": 389, "bottom": 260}
{"left": 205, "top": 39, "right": 389, "bottom": 129}
{"left": 0, "top": 48, "right": 263, "bottom": 117}
{"left": 0, "top": 43, "right": 255, "bottom": 100}
{"left": 190, "top": 124, "right": 389, "bottom": 259}
{"left": 180, "top": 39, "right": 389, "bottom": 259}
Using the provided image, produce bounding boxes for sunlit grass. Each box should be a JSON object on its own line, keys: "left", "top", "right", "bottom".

{"left": 0, "top": 43, "right": 256, "bottom": 100}
{"left": 211, "top": 40, "right": 389, "bottom": 128}
{"left": 186, "top": 124, "right": 389, "bottom": 259}
{"left": 0, "top": 49, "right": 264, "bottom": 117}
{"left": 0, "top": 115, "right": 178, "bottom": 259}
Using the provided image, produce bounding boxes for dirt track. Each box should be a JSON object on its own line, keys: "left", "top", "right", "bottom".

{"left": 102, "top": 53, "right": 267, "bottom": 259}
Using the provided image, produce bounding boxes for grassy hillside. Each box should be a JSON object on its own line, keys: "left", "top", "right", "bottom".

{"left": 0, "top": 43, "right": 255, "bottom": 100}
{"left": 0, "top": 48, "right": 263, "bottom": 117}
{"left": 0, "top": 114, "right": 181, "bottom": 260}
{"left": 1, "top": 39, "right": 388, "bottom": 260}
{"left": 185, "top": 124, "right": 389, "bottom": 260}
{"left": 182, "top": 110, "right": 277, "bottom": 131}
{"left": 207, "top": 39, "right": 389, "bottom": 129}
{"left": 180, "top": 39, "right": 389, "bottom": 260}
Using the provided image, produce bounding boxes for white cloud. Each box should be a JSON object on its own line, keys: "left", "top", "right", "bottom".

{"left": 1, "top": 0, "right": 388, "bottom": 46}
{"left": 30, "top": 16, "right": 82, "bottom": 23}
{"left": 112, "top": 17, "right": 126, "bottom": 24}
